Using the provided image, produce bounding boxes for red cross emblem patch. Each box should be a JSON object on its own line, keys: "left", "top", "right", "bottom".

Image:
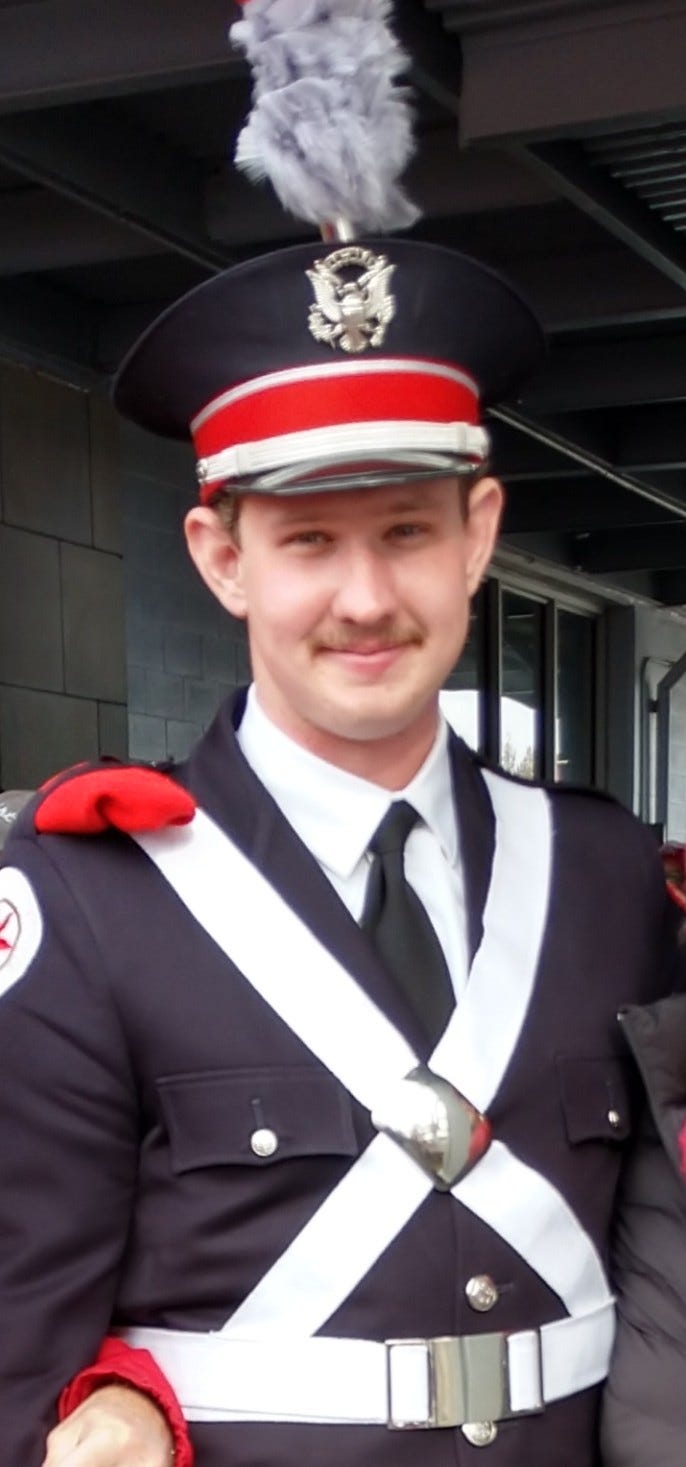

{"left": 0, "top": 900, "right": 20, "bottom": 968}
{"left": 0, "top": 869, "right": 43, "bottom": 995}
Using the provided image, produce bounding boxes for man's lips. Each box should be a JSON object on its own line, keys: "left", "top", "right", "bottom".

{"left": 315, "top": 638, "right": 419, "bottom": 673}
{"left": 319, "top": 642, "right": 416, "bottom": 666}
{"left": 324, "top": 642, "right": 406, "bottom": 656}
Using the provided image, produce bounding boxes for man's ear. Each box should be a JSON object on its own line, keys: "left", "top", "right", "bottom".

{"left": 184, "top": 506, "right": 247, "bottom": 619}
{"left": 464, "top": 476, "right": 504, "bottom": 596}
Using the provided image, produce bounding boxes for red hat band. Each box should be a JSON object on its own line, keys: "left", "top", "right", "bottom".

{"left": 191, "top": 358, "right": 489, "bottom": 499}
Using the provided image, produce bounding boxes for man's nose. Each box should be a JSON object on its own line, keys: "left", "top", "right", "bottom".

{"left": 331, "top": 545, "right": 397, "bottom": 622}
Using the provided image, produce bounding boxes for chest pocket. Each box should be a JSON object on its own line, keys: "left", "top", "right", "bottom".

{"left": 158, "top": 1066, "right": 359, "bottom": 1173}
{"left": 556, "top": 1055, "right": 633, "bottom": 1144}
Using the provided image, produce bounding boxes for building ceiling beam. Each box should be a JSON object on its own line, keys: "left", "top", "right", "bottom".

{"left": 0, "top": 0, "right": 462, "bottom": 120}
{"left": 0, "top": 0, "right": 244, "bottom": 115}
{"left": 515, "top": 140, "right": 686, "bottom": 293}
{"left": 0, "top": 107, "right": 231, "bottom": 271}
{"left": 435, "top": 1, "right": 637, "bottom": 35}
{"left": 521, "top": 336, "right": 686, "bottom": 415}
{"left": 502, "top": 477, "right": 678, "bottom": 535}
{"left": 617, "top": 406, "right": 686, "bottom": 471}
{"left": 393, "top": 0, "right": 463, "bottom": 117}
{"left": 574, "top": 523, "right": 686, "bottom": 572}
{"left": 492, "top": 410, "right": 617, "bottom": 475}
{"left": 453, "top": 2, "right": 686, "bottom": 144}
{"left": 502, "top": 244, "right": 686, "bottom": 333}
{"left": 0, "top": 188, "right": 162, "bottom": 274}
{"left": 492, "top": 404, "right": 686, "bottom": 523}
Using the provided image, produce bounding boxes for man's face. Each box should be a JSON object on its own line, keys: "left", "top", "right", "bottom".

{"left": 186, "top": 475, "right": 502, "bottom": 761}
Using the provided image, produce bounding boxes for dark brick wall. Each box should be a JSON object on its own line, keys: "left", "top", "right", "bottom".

{"left": 0, "top": 366, "right": 127, "bottom": 788}
{"left": 122, "top": 421, "right": 248, "bottom": 764}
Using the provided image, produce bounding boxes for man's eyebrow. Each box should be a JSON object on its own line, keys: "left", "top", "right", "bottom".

{"left": 270, "top": 509, "right": 328, "bottom": 529}
{"left": 270, "top": 492, "right": 433, "bottom": 530}
{"left": 384, "top": 496, "right": 429, "bottom": 513}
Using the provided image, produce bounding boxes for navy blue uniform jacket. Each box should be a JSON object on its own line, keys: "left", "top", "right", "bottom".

{"left": 0, "top": 692, "right": 679, "bottom": 1467}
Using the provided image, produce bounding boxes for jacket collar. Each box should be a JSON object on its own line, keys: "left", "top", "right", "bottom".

{"left": 235, "top": 684, "right": 459, "bottom": 882}
{"left": 181, "top": 689, "right": 495, "bottom": 1055}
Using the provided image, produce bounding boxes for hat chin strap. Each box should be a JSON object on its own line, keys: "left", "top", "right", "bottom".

{"left": 225, "top": 458, "right": 487, "bottom": 498}
{"left": 196, "top": 420, "right": 490, "bottom": 495}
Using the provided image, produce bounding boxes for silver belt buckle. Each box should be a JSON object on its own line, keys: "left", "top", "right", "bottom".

{"left": 385, "top": 1331, "right": 543, "bottom": 1430}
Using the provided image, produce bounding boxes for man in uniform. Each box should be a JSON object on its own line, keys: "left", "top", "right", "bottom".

{"left": 0, "top": 234, "right": 680, "bottom": 1467}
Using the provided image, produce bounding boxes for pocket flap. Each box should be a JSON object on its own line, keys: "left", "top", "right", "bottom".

{"left": 157, "top": 1066, "right": 358, "bottom": 1173}
{"left": 556, "top": 1056, "right": 633, "bottom": 1144}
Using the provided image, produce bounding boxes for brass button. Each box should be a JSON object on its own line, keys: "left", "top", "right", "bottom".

{"left": 462, "top": 1421, "right": 498, "bottom": 1447}
{"left": 250, "top": 1127, "right": 278, "bottom": 1158}
{"left": 465, "top": 1274, "right": 499, "bottom": 1313}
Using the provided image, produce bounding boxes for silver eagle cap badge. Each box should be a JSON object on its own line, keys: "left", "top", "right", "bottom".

{"left": 306, "top": 246, "right": 396, "bottom": 354}
{"left": 371, "top": 1065, "right": 492, "bottom": 1192}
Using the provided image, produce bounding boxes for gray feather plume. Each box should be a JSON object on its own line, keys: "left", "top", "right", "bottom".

{"left": 229, "top": 0, "right": 419, "bottom": 233}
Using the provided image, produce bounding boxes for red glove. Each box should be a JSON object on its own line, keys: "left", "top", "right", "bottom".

{"left": 59, "top": 1337, "right": 194, "bottom": 1467}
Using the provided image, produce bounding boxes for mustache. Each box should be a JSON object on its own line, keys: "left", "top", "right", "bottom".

{"left": 314, "top": 623, "right": 422, "bottom": 653}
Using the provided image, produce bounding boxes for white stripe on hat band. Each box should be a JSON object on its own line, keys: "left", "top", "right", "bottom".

{"left": 197, "top": 420, "right": 490, "bottom": 487}
{"left": 191, "top": 358, "right": 480, "bottom": 434}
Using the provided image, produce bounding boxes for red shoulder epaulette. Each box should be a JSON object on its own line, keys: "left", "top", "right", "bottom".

{"left": 34, "top": 763, "right": 196, "bottom": 836}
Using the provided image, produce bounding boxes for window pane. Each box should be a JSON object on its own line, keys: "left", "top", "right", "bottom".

{"left": 500, "top": 591, "right": 543, "bottom": 780}
{"left": 556, "top": 610, "right": 595, "bottom": 785}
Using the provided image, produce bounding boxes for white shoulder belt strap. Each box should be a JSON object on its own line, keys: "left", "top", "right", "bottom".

{"left": 129, "top": 770, "right": 615, "bottom": 1426}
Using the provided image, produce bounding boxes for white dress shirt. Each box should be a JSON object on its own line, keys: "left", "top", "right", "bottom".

{"left": 237, "top": 687, "right": 470, "bottom": 1000}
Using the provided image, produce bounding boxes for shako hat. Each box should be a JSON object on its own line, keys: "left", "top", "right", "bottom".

{"left": 113, "top": 0, "right": 544, "bottom": 498}
{"left": 113, "top": 238, "right": 543, "bottom": 499}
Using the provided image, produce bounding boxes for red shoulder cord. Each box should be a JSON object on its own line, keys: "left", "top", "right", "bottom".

{"left": 36, "top": 763, "right": 195, "bottom": 835}
{"left": 38, "top": 764, "right": 195, "bottom": 1462}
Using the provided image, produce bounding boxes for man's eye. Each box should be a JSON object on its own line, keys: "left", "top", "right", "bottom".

{"left": 287, "top": 529, "right": 329, "bottom": 546}
{"left": 388, "top": 522, "right": 426, "bottom": 540}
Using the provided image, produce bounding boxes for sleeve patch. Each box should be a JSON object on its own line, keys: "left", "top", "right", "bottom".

{"left": 0, "top": 867, "right": 43, "bottom": 997}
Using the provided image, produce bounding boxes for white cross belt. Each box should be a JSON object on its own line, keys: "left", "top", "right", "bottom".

{"left": 131, "top": 767, "right": 614, "bottom": 1416}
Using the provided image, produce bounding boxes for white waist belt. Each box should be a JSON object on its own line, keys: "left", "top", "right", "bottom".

{"left": 120, "top": 1303, "right": 614, "bottom": 1427}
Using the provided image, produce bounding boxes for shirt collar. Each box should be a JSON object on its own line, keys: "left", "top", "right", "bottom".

{"left": 236, "top": 685, "right": 458, "bottom": 879}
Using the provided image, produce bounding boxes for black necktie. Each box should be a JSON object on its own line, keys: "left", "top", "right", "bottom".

{"left": 361, "top": 801, "right": 455, "bottom": 1049}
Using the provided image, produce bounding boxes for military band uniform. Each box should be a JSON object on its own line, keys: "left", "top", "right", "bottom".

{"left": 0, "top": 685, "right": 678, "bottom": 1467}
